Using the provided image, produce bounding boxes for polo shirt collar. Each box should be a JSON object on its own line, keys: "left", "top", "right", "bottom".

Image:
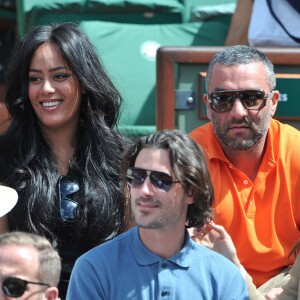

{"left": 130, "top": 226, "right": 192, "bottom": 268}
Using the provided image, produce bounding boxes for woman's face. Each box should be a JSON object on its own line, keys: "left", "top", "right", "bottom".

{"left": 28, "top": 42, "right": 82, "bottom": 132}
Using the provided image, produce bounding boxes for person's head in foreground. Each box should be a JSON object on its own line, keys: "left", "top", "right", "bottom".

{"left": 0, "top": 231, "right": 61, "bottom": 300}
{"left": 121, "top": 129, "right": 214, "bottom": 231}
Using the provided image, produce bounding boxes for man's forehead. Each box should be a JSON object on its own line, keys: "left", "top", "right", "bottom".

{"left": 135, "top": 148, "right": 172, "bottom": 172}
{"left": 209, "top": 62, "right": 268, "bottom": 89}
{"left": 0, "top": 244, "right": 38, "bottom": 263}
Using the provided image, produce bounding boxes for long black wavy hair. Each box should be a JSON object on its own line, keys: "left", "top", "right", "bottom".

{"left": 0, "top": 23, "right": 127, "bottom": 249}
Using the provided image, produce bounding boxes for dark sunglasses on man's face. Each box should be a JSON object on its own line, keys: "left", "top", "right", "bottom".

{"left": 57, "top": 176, "right": 80, "bottom": 222}
{"left": 126, "top": 167, "right": 181, "bottom": 192}
{"left": 208, "top": 89, "right": 273, "bottom": 113}
{"left": 2, "top": 277, "right": 50, "bottom": 297}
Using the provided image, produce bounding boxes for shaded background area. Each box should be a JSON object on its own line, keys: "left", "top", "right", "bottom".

{"left": 0, "top": 0, "right": 236, "bottom": 136}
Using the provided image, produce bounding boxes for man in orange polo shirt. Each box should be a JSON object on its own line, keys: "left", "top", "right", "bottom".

{"left": 190, "top": 45, "right": 300, "bottom": 291}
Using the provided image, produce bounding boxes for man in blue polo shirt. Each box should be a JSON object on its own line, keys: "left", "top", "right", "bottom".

{"left": 66, "top": 129, "right": 249, "bottom": 300}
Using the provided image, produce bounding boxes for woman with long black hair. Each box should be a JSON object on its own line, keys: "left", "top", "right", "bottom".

{"left": 0, "top": 23, "right": 128, "bottom": 298}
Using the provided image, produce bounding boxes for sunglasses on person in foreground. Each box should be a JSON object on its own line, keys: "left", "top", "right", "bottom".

{"left": 126, "top": 167, "right": 181, "bottom": 192}
{"left": 208, "top": 89, "right": 274, "bottom": 113}
{"left": 2, "top": 277, "right": 50, "bottom": 297}
{"left": 57, "top": 176, "right": 80, "bottom": 222}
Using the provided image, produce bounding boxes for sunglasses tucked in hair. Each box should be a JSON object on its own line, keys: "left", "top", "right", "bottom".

{"left": 2, "top": 277, "right": 50, "bottom": 297}
{"left": 208, "top": 89, "right": 273, "bottom": 113}
{"left": 126, "top": 167, "right": 181, "bottom": 192}
{"left": 57, "top": 176, "right": 80, "bottom": 222}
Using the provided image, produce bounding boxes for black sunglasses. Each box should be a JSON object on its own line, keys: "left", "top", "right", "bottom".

{"left": 208, "top": 89, "right": 273, "bottom": 113}
{"left": 126, "top": 167, "right": 181, "bottom": 192}
{"left": 2, "top": 277, "right": 50, "bottom": 297}
{"left": 57, "top": 176, "right": 80, "bottom": 222}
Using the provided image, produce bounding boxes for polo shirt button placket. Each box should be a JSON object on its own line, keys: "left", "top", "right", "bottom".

{"left": 159, "top": 262, "right": 171, "bottom": 298}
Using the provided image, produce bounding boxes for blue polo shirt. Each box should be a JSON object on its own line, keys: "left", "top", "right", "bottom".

{"left": 67, "top": 226, "right": 249, "bottom": 300}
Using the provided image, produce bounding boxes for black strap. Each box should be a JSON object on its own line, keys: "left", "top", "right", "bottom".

{"left": 266, "top": 0, "right": 300, "bottom": 43}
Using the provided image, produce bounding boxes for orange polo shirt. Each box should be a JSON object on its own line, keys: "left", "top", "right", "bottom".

{"left": 190, "top": 119, "right": 300, "bottom": 287}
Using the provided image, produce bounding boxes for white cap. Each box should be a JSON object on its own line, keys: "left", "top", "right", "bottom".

{"left": 0, "top": 186, "right": 18, "bottom": 217}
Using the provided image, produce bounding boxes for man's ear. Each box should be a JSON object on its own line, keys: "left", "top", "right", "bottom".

{"left": 204, "top": 94, "right": 212, "bottom": 121}
{"left": 270, "top": 90, "right": 280, "bottom": 117}
{"left": 186, "top": 188, "right": 194, "bottom": 205}
{"left": 45, "top": 287, "right": 59, "bottom": 300}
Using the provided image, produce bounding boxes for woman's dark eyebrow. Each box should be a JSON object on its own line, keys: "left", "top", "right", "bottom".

{"left": 29, "top": 66, "right": 69, "bottom": 73}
